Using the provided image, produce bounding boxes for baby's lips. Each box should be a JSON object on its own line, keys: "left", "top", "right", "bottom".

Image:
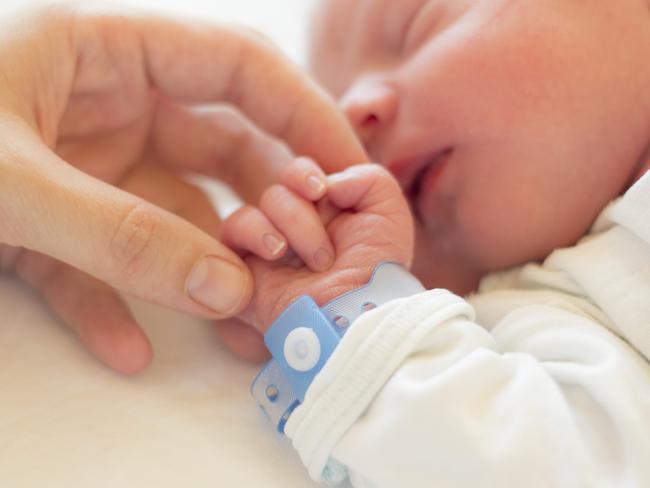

{"left": 386, "top": 148, "right": 452, "bottom": 194}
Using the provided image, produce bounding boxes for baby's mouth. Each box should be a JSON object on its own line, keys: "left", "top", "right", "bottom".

{"left": 387, "top": 148, "right": 453, "bottom": 221}
{"left": 407, "top": 163, "right": 430, "bottom": 202}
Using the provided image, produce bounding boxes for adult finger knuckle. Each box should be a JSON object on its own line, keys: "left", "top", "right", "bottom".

{"left": 109, "top": 202, "right": 162, "bottom": 280}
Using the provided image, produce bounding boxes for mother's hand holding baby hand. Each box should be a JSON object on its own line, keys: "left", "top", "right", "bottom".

{"left": 221, "top": 162, "right": 414, "bottom": 344}
{"left": 0, "top": 3, "right": 366, "bottom": 373}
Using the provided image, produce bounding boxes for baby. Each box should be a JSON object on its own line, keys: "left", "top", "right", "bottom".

{"left": 222, "top": 0, "right": 650, "bottom": 486}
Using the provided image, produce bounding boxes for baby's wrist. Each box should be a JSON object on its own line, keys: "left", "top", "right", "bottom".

{"left": 261, "top": 266, "right": 374, "bottom": 332}
{"left": 251, "top": 262, "right": 425, "bottom": 433}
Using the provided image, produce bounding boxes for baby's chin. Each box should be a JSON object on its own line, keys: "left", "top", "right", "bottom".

{"left": 411, "top": 208, "right": 555, "bottom": 294}
{"left": 409, "top": 224, "right": 483, "bottom": 295}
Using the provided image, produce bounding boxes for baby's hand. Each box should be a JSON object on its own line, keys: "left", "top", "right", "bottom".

{"left": 221, "top": 159, "right": 414, "bottom": 332}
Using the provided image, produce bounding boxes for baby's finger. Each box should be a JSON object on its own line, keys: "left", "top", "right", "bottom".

{"left": 327, "top": 164, "right": 406, "bottom": 213}
{"left": 14, "top": 251, "right": 153, "bottom": 375}
{"left": 316, "top": 198, "right": 341, "bottom": 228}
{"left": 220, "top": 206, "right": 287, "bottom": 260}
{"left": 260, "top": 185, "right": 335, "bottom": 271}
{"left": 280, "top": 157, "right": 328, "bottom": 201}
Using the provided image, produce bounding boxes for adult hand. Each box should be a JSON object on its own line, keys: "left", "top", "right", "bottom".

{"left": 0, "top": 3, "right": 366, "bottom": 373}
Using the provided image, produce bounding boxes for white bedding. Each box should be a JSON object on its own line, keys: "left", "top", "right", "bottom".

{"left": 0, "top": 278, "right": 318, "bottom": 487}
{"left": 0, "top": 0, "right": 320, "bottom": 486}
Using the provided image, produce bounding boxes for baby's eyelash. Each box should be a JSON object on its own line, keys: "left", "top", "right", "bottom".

{"left": 401, "top": 1, "right": 449, "bottom": 55}
{"left": 400, "top": 1, "right": 430, "bottom": 54}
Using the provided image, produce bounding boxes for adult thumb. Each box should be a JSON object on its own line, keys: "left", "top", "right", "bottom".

{"left": 0, "top": 120, "right": 252, "bottom": 318}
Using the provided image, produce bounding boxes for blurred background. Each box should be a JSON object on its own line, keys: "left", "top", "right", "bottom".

{"left": 124, "top": 0, "right": 319, "bottom": 65}
{"left": 4, "top": 0, "right": 320, "bottom": 64}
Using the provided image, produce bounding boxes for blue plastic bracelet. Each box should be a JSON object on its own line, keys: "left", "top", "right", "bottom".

{"left": 251, "top": 262, "right": 424, "bottom": 433}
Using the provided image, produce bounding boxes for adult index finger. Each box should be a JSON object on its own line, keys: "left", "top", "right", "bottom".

{"left": 74, "top": 5, "right": 368, "bottom": 172}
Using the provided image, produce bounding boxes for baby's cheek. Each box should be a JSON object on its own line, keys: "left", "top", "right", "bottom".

{"left": 453, "top": 186, "right": 564, "bottom": 272}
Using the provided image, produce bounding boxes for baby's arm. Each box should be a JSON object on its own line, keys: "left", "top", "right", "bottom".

{"left": 223, "top": 161, "right": 650, "bottom": 487}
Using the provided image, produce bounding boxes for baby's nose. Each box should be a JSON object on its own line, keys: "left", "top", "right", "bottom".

{"left": 340, "top": 81, "right": 399, "bottom": 151}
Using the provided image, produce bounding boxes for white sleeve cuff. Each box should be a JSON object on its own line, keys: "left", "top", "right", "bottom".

{"left": 284, "top": 289, "right": 474, "bottom": 482}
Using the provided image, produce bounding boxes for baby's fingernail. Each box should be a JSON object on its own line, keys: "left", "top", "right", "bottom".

{"left": 306, "top": 175, "right": 326, "bottom": 196}
{"left": 313, "top": 247, "right": 334, "bottom": 270}
{"left": 263, "top": 233, "right": 286, "bottom": 257}
{"left": 186, "top": 256, "right": 249, "bottom": 314}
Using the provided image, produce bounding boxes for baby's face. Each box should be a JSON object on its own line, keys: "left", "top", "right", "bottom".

{"left": 311, "top": 0, "right": 650, "bottom": 291}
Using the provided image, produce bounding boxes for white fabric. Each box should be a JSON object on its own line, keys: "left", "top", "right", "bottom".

{"left": 286, "top": 172, "right": 650, "bottom": 487}
{"left": 0, "top": 283, "right": 319, "bottom": 487}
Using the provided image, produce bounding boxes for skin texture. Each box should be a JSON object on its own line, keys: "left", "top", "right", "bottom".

{"left": 310, "top": 0, "right": 650, "bottom": 293}
{"left": 222, "top": 161, "right": 413, "bottom": 333}
{"left": 0, "top": 3, "right": 366, "bottom": 373}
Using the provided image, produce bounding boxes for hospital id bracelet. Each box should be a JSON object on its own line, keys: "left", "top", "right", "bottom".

{"left": 250, "top": 262, "right": 425, "bottom": 433}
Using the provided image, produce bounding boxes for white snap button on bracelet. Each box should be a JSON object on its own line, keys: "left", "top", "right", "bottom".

{"left": 283, "top": 327, "right": 321, "bottom": 372}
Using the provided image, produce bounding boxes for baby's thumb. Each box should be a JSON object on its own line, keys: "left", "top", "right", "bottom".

{"left": 0, "top": 124, "right": 251, "bottom": 318}
{"left": 327, "top": 164, "right": 409, "bottom": 216}
{"left": 326, "top": 164, "right": 414, "bottom": 267}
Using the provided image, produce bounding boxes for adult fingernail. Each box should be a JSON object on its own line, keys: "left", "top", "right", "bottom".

{"left": 263, "top": 233, "right": 286, "bottom": 256}
{"left": 186, "top": 256, "right": 248, "bottom": 314}
{"left": 306, "top": 175, "right": 326, "bottom": 196}
{"left": 313, "top": 247, "right": 334, "bottom": 270}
